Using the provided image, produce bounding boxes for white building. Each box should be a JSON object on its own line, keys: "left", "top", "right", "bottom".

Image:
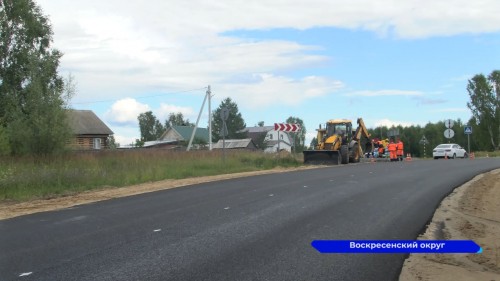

{"left": 245, "top": 126, "right": 293, "bottom": 153}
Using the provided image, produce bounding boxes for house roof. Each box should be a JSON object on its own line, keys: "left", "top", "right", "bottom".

{"left": 161, "top": 126, "right": 210, "bottom": 142}
{"left": 67, "top": 110, "right": 113, "bottom": 135}
{"left": 244, "top": 126, "right": 293, "bottom": 145}
{"left": 245, "top": 126, "right": 274, "bottom": 133}
{"left": 143, "top": 140, "right": 177, "bottom": 148}
{"left": 244, "top": 126, "right": 272, "bottom": 144}
{"left": 212, "top": 138, "right": 256, "bottom": 149}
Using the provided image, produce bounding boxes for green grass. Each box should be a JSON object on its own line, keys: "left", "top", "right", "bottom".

{"left": 0, "top": 150, "right": 302, "bottom": 202}
{"left": 472, "top": 150, "right": 500, "bottom": 157}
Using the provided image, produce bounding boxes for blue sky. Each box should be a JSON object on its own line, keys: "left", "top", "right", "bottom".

{"left": 36, "top": 0, "right": 500, "bottom": 146}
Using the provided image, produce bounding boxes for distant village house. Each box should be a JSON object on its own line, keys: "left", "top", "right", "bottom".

{"left": 159, "top": 126, "right": 210, "bottom": 149}
{"left": 66, "top": 110, "right": 114, "bottom": 150}
{"left": 212, "top": 138, "right": 257, "bottom": 150}
{"left": 245, "top": 126, "right": 293, "bottom": 153}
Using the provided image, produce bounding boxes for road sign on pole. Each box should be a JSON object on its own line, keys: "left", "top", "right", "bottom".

{"left": 420, "top": 135, "right": 429, "bottom": 158}
{"left": 444, "top": 129, "right": 455, "bottom": 139}
{"left": 464, "top": 126, "right": 472, "bottom": 135}
{"left": 464, "top": 126, "right": 472, "bottom": 154}
{"left": 388, "top": 128, "right": 399, "bottom": 137}
{"left": 274, "top": 123, "right": 301, "bottom": 132}
{"left": 220, "top": 107, "right": 229, "bottom": 121}
{"left": 419, "top": 135, "right": 429, "bottom": 145}
{"left": 445, "top": 119, "right": 454, "bottom": 129}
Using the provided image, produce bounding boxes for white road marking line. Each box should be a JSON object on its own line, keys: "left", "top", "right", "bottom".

{"left": 224, "top": 207, "right": 230, "bottom": 210}
{"left": 304, "top": 185, "right": 308, "bottom": 188}
{"left": 269, "top": 194, "right": 274, "bottom": 197}
{"left": 19, "top": 272, "right": 32, "bottom": 277}
{"left": 154, "top": 229, "right": 161, "bottom": 232}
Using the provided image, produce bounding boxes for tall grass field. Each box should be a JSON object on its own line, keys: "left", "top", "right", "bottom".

{"left": 0, "top": 150, "right": 302, "bottom": 202}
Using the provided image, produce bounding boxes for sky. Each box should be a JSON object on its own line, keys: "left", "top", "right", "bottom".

{"left": 36, "top": 0, "right": 500, "bottom": 146}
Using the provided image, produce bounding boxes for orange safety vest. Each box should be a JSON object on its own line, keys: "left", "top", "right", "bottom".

{"left": 378, "top": 146, "right": 384, "bottom": 153}
{"left": 396, "top": 141, "right": 404, "bottom": 156}
{"left": 396, "top": 141, "right": 404, "bottom": 150}
{"left": 388, "top": 143, "right": 397, "bottom": 152}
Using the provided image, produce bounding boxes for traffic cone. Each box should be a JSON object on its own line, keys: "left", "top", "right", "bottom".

{"left": 405, "top": 153, "right": 412, "bottom": 161}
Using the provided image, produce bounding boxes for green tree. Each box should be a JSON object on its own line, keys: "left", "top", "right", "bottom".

{"left": 1, "top": 0, "right": 71, "bottom": 155}
{"left": 138, "top": 111, "right": 164, "bottom": 141}
{"left": 165, "top": 112, "right": 192, "bottom": 128}
{"left": 107, "top": 135, "right": 117, "bottom": 149}
{"left": 211, "top": 97, "right": 247, "bottom": 141}
{"left": 467, "top": 71, "right": 499, "bottom": 150}
{"left": 286, "top": 116, "right": 306, "bottom": 153}
{"left": 309, "top": 137, "right": 318, "bottom": 149}
{"left": 0, "top": 124, "right": 10, "bottom": 155}
{"left": 489, "top": 70, "right": 500, "bottom": 150}
{"left": 134, "top": 138, "right": 144, "bottom": 148}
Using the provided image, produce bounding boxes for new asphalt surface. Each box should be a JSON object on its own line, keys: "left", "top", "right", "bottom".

{"left": 1, "top": 158, "right": 499, "bottom": 281}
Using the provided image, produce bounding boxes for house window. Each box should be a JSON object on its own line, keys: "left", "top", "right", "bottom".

{"left": 268, "top": 134, "right": 273, "bottom": 140}
{"left": 93, "top": 138, "right": 102, "bottom": 150}
{"left": 280, "top": 135, "right": 284, "bottom": 140}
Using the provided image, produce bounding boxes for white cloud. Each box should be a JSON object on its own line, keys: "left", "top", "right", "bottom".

{"left": 39, "top": 0, "right": 500, "bottom": 40}
{"left": 346, "top": 90, "right": 423, "bottom": 97}
{"left": 220, "top": 74, "right": 344, "bottom": 108}
{"left": 114, "top": 135, "right": 137, "bottom": 147}
{"left": 105, "top": 98, "right": 150, "bottom": 126}
{"left": 157, "top": 104, "right": 195, "bottom": 122}
{"left": 35, "top": 0, "right": 500, "bottom": 103}
{"left": 374, "top": 118, "right": 416, "bottom": 128}
{"left": 305, "top": 132, "right": 318, "bottom": 146}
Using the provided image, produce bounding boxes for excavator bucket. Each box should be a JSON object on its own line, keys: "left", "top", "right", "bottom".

{"left": 303, "top": 150, "right": 341, "bottom": 165}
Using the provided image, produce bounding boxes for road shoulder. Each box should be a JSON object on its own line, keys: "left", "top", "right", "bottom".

{"left": 399, "top": 168, "right": 500, "bottom": 281}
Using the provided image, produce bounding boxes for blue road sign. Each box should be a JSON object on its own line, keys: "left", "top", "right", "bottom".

{"left": 464, "top": 126, "right": 472, "bottom": 135}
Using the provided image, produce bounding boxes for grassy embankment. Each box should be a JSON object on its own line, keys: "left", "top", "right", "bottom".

{"left": 0, "top": 150, "right": 302, "bottom": 202}
{"left": 472, "top": 150, "right": 500, "bottom": 157}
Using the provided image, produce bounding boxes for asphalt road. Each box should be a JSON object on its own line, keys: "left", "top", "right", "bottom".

{"left": 1, "top": 158, "right": 499, "bottom": 281}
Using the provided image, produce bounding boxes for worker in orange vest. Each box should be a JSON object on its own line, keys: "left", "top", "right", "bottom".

{"left": 388, "top": 139, "right": 397, "bottom": 162}
{"left": 396, "top": 138, "right": 404, "bottom": 161}
{"left": 378, "top": 141, "right": 385, "bottom": 158}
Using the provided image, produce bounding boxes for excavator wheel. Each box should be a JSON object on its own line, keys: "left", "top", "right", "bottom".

{"left": 340, "top": 144, "right": 349, "bottom": 164}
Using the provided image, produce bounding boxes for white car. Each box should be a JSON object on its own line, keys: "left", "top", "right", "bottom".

{"left": 432, "top": 143, "right": 468, "bottom": 159}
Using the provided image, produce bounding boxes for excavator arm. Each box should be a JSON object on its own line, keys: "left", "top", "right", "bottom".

{"left": 352, "top": 118, "right": 373, "bottom": 157}
{"left": 353, "top": 118, "right": 371, "bottom": 141}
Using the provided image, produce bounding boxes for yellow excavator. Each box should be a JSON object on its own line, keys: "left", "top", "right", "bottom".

{"left": 303, "top": 118, "right": 373, "bottom": 165}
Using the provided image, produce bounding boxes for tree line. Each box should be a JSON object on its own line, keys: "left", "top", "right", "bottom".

{"left": 1, "top": 0, "right": 73, "bottom": 156}
{"left": 0, "top": 0, "right": 497, "bottom": 156}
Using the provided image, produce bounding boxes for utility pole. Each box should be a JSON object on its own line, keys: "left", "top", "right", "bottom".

{"left": 207, "top": 85, "right": 212, "bottom": 151}
{"left": 187, "top": 85, "right": 211, "bottom": 151}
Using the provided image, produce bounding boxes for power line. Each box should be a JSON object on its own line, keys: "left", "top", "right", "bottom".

{"left": 72, "top": 87, "right": 208, "bottom": 105}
